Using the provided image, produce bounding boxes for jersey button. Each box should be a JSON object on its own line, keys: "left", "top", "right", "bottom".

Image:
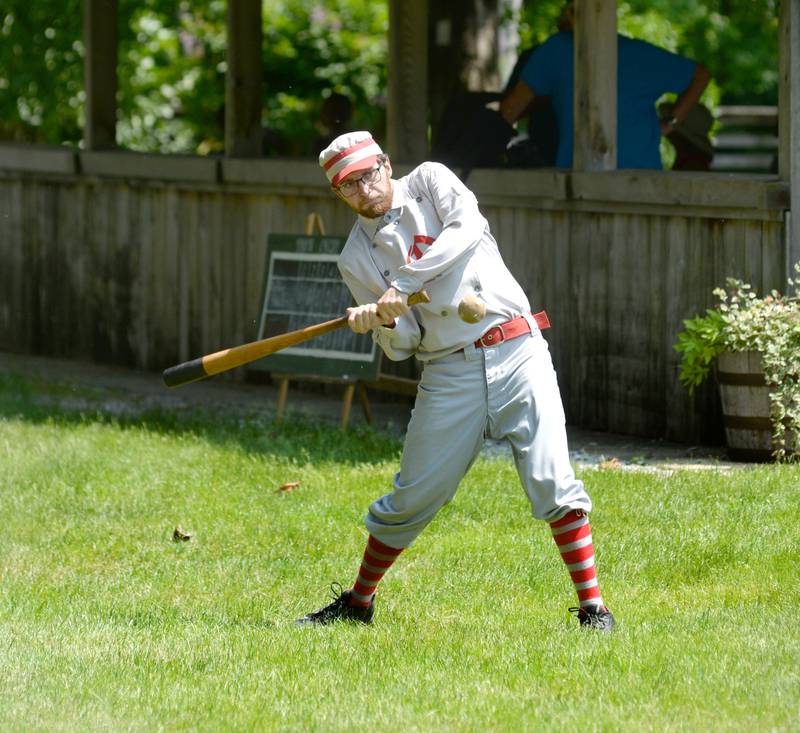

{"left": 383, "top": 270, "right": 390, "bottom": 276}
{"left": 440, "top": 309, "right": 448, "bottom": 317}
{"left": 416, "top": 196, "right": 423, "bottom": 202}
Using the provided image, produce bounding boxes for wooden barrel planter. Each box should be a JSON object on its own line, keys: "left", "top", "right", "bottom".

{"left": 715, "top": 351, "right": 776, "bottom": 462}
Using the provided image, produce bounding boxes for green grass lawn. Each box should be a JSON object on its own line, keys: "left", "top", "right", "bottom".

{"left": 1, "top": 371, "right": 799, "bottom": 732}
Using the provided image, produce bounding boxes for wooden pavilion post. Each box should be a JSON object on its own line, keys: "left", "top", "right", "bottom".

{"left": 572, "top": 0, "right": 617, "bottom": 171}
{"left": 83, "top": 0, "right": 118, "bottom": 150}
{"left": 779, "top": 0, "right": 800, "bottom": 280}
{"left": 225, "top": 0, "right": 263, "bottom": 157}
{"left": 388, "top": 0, "right": 428, "bottom": 163}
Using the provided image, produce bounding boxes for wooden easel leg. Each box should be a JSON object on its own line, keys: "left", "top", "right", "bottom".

{"left": 276, "top": 377, "right": 289, "bottom": 421}
{"left": 341, "top": 383, "right": 356, "bottom": 429}
{"left": 357, "top": 381, "right": 373, "bottom": 424}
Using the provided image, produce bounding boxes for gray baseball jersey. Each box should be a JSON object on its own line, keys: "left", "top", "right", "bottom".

{"left": 338, "top": 162, "right": 531, "bottom": 362}
{"left": 338, "top": 162, "right": 591, "bottom": 548}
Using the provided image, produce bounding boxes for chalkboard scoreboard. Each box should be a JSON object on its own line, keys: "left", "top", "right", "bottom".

{"left": 249, "top": 233, "right": 382, "bottom": 381}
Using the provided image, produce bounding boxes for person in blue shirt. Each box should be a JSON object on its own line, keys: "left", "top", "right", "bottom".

{"left": 500, "top": 1, "right": 711, "bottom": 170}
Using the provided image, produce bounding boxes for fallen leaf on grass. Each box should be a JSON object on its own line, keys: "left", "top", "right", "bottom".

{"left": 173, "top": 525, "right": 193, "bottom": 541}
{"left": 598, "top": 457, "right": 623, "bottom": 470}
{"left": 278, "top": 481, "right": 301, "bottom": 493}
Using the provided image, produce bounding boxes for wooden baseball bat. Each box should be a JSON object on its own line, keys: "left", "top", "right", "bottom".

{"left": 162, "top": 290, "right": 430, "bottom": 388}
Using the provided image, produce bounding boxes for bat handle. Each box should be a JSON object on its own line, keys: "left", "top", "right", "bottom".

{"left": 407, "top": 289, "right": 430, "bottom": 306}
{"left": 163, "top": 357, "right": 208, "bottom": 388}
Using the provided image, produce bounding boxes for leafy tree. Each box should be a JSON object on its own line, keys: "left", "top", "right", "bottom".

{"left": 116, "top": 1, "right": 227, "bottom": 154}
{"left": 0, "top": 1, "right": 85, "bottom": 144}
{"left": 257, "top": 1, "right": 388, "bottom": 155}
{"left": 116, "top": 0, "right": 388, "bottom": 155}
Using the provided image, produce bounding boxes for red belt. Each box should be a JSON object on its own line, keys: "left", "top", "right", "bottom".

{"left": 474, "top": 311, "right": 550, "bottom": 349}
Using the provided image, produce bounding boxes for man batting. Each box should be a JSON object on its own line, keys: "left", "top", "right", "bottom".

{"left": 296, "top": 131, "right": 615, "bottom": 631}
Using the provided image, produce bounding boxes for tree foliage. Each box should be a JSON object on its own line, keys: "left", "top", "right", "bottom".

{"left": 115, "top": 0, "right": 388, "bottom": 155}
{"left": 0, "top": 0, "right": 85, "bottom": 144}
{"left": 0, "top": 0, "right": 781, "bottom": 154}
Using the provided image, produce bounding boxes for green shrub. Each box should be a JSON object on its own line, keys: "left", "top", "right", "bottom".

{"left": 674, "top": 264, "right": 800, "bottom": 460}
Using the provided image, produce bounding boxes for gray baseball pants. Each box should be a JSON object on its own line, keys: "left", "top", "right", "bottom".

{"left": 365, "top": 326, "right": 592, "bottom": 548}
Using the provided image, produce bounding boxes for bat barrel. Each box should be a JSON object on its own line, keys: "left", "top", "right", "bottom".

{"left": 162, "top": 357, "right": 209, "bottom": 388}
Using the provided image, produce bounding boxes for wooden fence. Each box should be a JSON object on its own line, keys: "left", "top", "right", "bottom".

{"left": 0, "top": 145, "right": 790, "bottom": 443}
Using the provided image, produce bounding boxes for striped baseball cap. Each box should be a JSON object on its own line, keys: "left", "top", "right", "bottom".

{"left": 319, "top": 131, "right": 384, "bottom": 187}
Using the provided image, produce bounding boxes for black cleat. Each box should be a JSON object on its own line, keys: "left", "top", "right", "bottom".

{"left": 570, "top": 604, "right": 616, "bottom": 632}
{"left": 296, "top": 583, "right": 375, "bottom": 626}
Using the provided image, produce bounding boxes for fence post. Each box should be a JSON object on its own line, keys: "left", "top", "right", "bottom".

{"left": 779, "top": 0, "right": 800, "bottom": 281}
{"left": 84, "top": 0, "right": 118, "bottom": 150}
{"left": 225, "top": 0, "right": 263, "bottom": 157}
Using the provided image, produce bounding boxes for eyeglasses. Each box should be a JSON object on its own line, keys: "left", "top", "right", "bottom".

{"left": 336, "top": 162, "right": 384, "bottom": 197}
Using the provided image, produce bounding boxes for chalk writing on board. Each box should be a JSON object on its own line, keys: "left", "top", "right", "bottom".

{"left": 258, "top": 251, "right": 377, "bottom": 362}
{"left": 294, "top": 236, "right": 343, "bottom": 255}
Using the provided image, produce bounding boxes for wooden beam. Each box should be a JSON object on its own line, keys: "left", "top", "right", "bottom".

{"left": 83, "top": 0, "right": 118, "bottom": 150}
{"left": 225, "top": 0, "right": 263, "bottom": 157}
{"left": 779, "top": 0, "right": 800, "bottom": 279}
{"left": 388, "top": 0, "right": 428, "bottom": 164}
{"left": 573, "top": 0, "right": 617, "bottom": 171}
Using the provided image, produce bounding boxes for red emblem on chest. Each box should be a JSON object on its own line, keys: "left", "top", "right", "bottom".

{"left": 407, "top": 235, "right": 435, "bottom": 264}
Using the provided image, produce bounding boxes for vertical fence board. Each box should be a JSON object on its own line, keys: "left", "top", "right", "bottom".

{"left": 209, "top": 192, "right": 225, "bottom": 353}
{"left": 688, "top": 216, "right": 724, "bottom": 445}
{"left": 166, "top": 189, "right": 187, "bottom": 362}
{"left": 58, "top": 183, "right": 76, "bottom": 357}
{"left": 646, "top": 214, "right": 668, "bottom": 436}
{"left": 664, "top": 215, "right": 690, "bottom": 440}
{"left": 764, "top": 219, "right": 789, "bottom": 291}
{"left": 0, "top": 182, "right": 10, "bottom": 342}
{"left": 184, "top": 192, "right": 203, "bottom": 356}
{"left": 549, "top": 211, "right": 572, "bottom": 413}
{"left": 246, "top": 193, "right": 271, "bottom": 340}
{"left": 227, "top": 192, "right": 240, "bottom": 348}
{"left": 605, "top": 213, "right": 632, "bottom": 433}
{"left": 567, "top": 213, "right": 589, "bottom": 426}
{"left": 607, "top": 214, "right": 656, "bottom": 435}
{"left": 150, "top": 187, "right": 169, "bottom": 363}
{"left": 0, "top": 181, "right": 24, "bottom": 349}
{"left": 133, "top": 186, "right": 151, "bottom": 368}
{"left": 570, "top": 212, "right": 611, "bottom": 429}
{"left": 743, "top": 218, "right": 764, "bottom": 289}
{"left": 116, "top": 183, "right": 135, "bottom": 363}
{"left": 36, "top": 185, "right": 55, "bottom": 352}
{"left": 72, "top": 183, "right": 91, "bottom": 358}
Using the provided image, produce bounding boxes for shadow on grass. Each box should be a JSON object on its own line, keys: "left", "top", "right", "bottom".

{"left": 0, "top": 372, "right": 403, "bottom": 465}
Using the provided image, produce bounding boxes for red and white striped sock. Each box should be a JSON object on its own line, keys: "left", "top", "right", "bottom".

{"left": 550, "top": 510, "right": 604, "bottom": 608}
{"left": 349, "top": 535, "right": 404, "bottom": 607}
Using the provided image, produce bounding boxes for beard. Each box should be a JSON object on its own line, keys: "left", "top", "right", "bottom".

{"left": 354, "top": 195, "right": 393, "bottom": 219}
{"left": 343, "top": 179, "right": 394, "bottom": 219}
